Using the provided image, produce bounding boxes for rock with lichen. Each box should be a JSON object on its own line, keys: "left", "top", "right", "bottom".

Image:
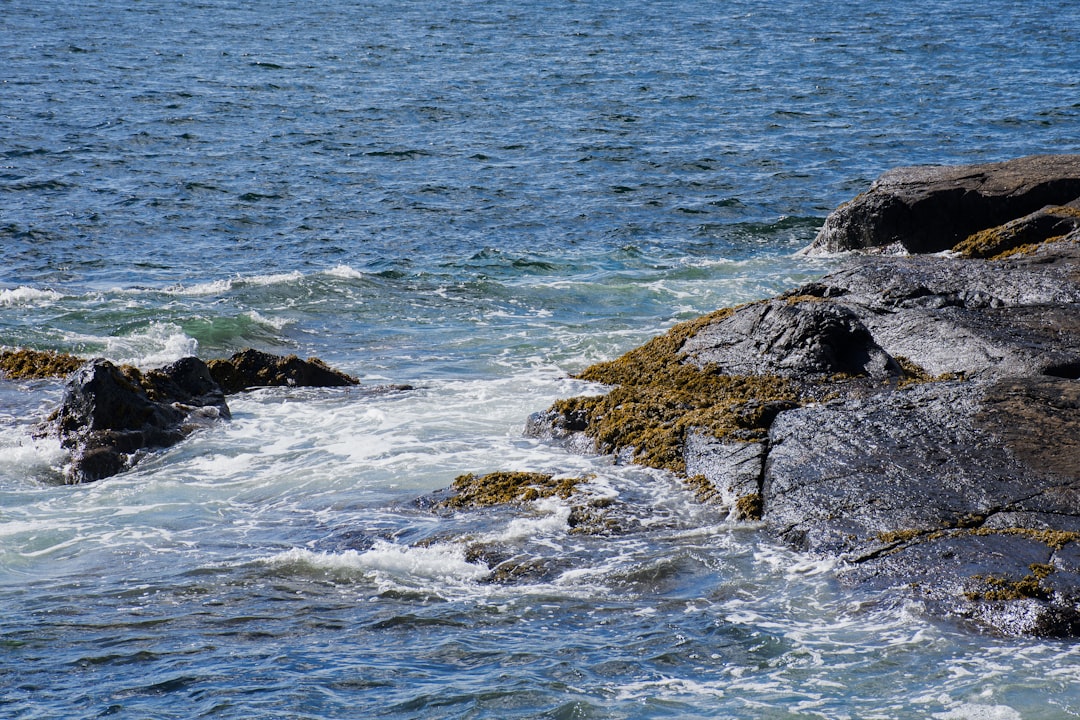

{"left": 0, "top": 348, "right": 85, "bottom": 379}
{"left": 431, "top": 471, "right": 583, "bottom": 510}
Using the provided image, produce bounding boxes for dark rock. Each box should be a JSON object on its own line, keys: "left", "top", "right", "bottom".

{"left": 46, "top": 357, "right": 230, "bottom": 484}
{"left": 798, "top": 242, "right": 1080, "bottom": 380}
{"left": 207, "top": 348, "right": 359, "bottom": 394}
{"left": 806, "top": 154, "right": 1080, "bottom": 254}
{"left": 954, "top": 200, "right": 1080, "bottom": 259}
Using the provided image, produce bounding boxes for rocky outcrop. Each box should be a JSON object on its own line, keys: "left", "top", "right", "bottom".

{"left": 806, "top": 154, "right": 1080, "bottom": 255}
{"left": 207, "top": 348, "right": 359, "bottom": 393}
{"left": 47, "top": 357, "right": 229, "bottom": 484}
{"left": 528, "top": 157, "right": 1080, "bottom": 636}
{"left": 28, "top": 348, "right": 363, "bottom": 483}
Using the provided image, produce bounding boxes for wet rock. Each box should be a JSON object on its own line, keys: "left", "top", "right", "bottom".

{"left": 47, "top": 357, "right": 229, "bottom": 484}
{"left": 680, "top": 298, "right": 900, "bottom": 379}
{"left": 430, "top": 471, "right": 584, "bottom": 510}
{"left": 683, "top": 430, "right": 766, "bottom": 517}
{"left": 806, "top": 154, "right": 1080, "bottom": 254}
{"left": 0, "top": 348, "right": 85, "bottom": 379}
{"left": 206, "top": 348, "right": 359, "bottom": 393}
{"left": 796, "top": 242, "right": 1080, "bottom": 380}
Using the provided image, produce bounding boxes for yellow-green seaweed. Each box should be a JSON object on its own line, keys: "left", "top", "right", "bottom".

{"left": 437, "top": 471, "right": 583, "bottom": 510}
{"left": 0, "top": 348, "right": 85, "bottom": 379}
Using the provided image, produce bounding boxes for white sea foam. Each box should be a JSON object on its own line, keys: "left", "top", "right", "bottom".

{"left": 245, "top": 310, "right": 293, "bottom": 331}
{"left": 485, "top": 496, "right": 572, "bottom": 542}
{"left": 264, "top": 542, "right": 491, "bottom": 583}
{"left": 0, "top": 435, "right": 66, "bottom": 484}
{"left": 614, "top": 677, "right": 728, "bottom": 701}
{"left": 0, "top": 286, "right": 63, "bottom": 306}
{"left": 933, "top": 705, "right": 1022, "bottom": 720}
{"left": 162, "top": 271, "right": 305, "bottom": 297}
{"left": 323, "top": 264, "right": 366, "bottom": 280}
{"left": 106, "top": 323, "right": 199, "bottom": 367}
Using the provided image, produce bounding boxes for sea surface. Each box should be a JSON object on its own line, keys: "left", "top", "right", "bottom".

{"left": 3, "top": 0, "right": 1080, "bottom": 717}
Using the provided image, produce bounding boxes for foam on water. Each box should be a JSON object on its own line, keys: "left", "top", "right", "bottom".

{"left": 0, "top": 286, "right": 63, "bottom": 306}
{"left": 161, "top": 271, "right": 306, "bottom": 298}
{"left": 106, "top": 323, "right": 200, "bottom": 367}
{"left": 265, "top": 542, "right": 492, "bottom": 585}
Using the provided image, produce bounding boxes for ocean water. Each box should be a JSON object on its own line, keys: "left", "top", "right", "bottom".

{"left": 3, "top": 0, "right": 1080, "bottom": 717}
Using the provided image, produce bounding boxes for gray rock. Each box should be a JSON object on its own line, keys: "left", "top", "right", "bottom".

{"left": 797, "top": 242, "right": 1080, "bottom": 379}
{"left": 683, "top": 429, "right": 766, "bottom": 515}
{"left": 806, "top": 155, "right": 1080, "bottom": 255}
{"left": 681, "top": 298, "right": 900, "bottom": 379}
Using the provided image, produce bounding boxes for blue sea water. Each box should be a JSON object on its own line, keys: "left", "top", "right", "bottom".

{"left": 3, "top": 0, "right": 1080, "bottom": 717}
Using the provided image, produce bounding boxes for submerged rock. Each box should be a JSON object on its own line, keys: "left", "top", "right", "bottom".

{"left": 430, "top": 471, "right": 583, "bottom": 510}
{"left": 207, "top": 348, "right": 360, "bottom": 393}
{"left": 806, "top": 154, "right": 1080, "bottom": 255}
{"left": 526, "top": 157, "right": 1080, "bottom": 635}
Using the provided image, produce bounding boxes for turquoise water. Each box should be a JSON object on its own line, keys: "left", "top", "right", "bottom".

{"left": 3, "top": 1, "right": 1080, "bottom": 717}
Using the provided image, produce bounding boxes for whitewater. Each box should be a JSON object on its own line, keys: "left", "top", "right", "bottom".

{"left": 3, "top": 0, "right": 1080, "bottom": 717}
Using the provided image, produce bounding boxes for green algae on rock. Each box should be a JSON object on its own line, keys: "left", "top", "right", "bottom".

{"left": 0, "top": 348, "right": 85, "bottom": 379}
{"left": 435, "top": 471, "right": 584, "bottom": 510}
{"left": 547, "top": 307, "right": 804, "bottom": 475}
{"left": 951, "top": 203, "right": 1080, "bottom": 260}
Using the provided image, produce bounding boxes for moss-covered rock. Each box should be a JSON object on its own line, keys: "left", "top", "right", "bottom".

{"left": 545, "top": 308, "right": 805, "bottom": 475}
{"left": 0, "top": 348, "right": 85, "bottom": 379}
{"left": 952, "top": 203, "right": 1080, "bottom": 259}
{"left": 435, "top": 471, "right": 584, "bottom": 510}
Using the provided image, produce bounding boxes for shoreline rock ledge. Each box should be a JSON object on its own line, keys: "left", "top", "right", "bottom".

{"left": 528, "top": 154, "right": 1080, "bottom": 636}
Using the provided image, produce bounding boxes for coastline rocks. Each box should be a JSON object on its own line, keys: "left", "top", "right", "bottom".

{"left": 528, "top": 157, "right": 1080, "bottom": 635}
{"left": 48, "top": 357, "right": 229, "bottom": 484}
{"left": 765, "top": 376, "right": 1080, "bottom": 636}
{"left": 806, "top": 154, "right": 1080, "bottom": 255}
{"left": 207, "top": 348, "right": 359, "bottom": 393}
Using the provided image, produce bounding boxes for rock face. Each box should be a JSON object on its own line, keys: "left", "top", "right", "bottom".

{"left": 806, "top": 154, "right": 1080, "bottom": 255}
{"left": 529, "top": 157, "right": 1080, "bottom": 636}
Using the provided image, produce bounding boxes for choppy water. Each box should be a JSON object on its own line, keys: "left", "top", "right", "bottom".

{"left": 3, "top": 0, "right": 1080, "bottom": 717}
